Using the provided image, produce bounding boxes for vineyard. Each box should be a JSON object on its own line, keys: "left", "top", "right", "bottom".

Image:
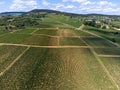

{"left": 0, "top": 9, "right": 120, "bottom": 90}
{"left": 0, "top": 12, "right": 120, "bottom": 90}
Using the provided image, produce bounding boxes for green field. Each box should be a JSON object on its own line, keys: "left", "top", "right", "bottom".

{"left": 0, "top": 33, "right": 58, "bottom": 46}
{"left": 94, "top": 47, "right": 120, "bottom": 55}
{"left": 14, "top": 28, "right": 37, "bottom": 34}
{"left": 0, "top": 48, "right": 118, "bottom": 90}
{"left": 0, "top": 45, "right": 26, "bottom": 73}
{"left": 83, "top": 26, "right": 120, "bottom": 45}
{"left": 82, "top": 37, "right": 116, "bottom": 47}
{"left": 0, "top": 11, "right": 120, "bottom": 90}
{"left": 34, "top": 29, "right": 59, "bottom": 36}
{"left": 60, "top": 37, "right": 87, "bottom": 46}
{"left": 99, "top": 57, "right": 120, "bottom": 88}
{"left": 74, "top": 30, "right": 94, "bottom": 36}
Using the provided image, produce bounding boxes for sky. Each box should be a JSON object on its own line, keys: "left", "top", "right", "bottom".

{"left": 0, "top": 0, "right": 120, "bottom": 15}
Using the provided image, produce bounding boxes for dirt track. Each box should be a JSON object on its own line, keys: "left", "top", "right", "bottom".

{"left": 0, "top": 47, "right": 30, "bottom": 76}
{"left": 98, "top": 54, "right": 120, "bottom": 57}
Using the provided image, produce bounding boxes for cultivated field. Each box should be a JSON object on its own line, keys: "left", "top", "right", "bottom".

{"left": 0, "top": 48, "right": 118, "bottom": 90}
{"left": 0, "top": 21, "right": 120, "bottom": 90}
{"left": 99, "top": 57, "right": 120, "bottom": 88}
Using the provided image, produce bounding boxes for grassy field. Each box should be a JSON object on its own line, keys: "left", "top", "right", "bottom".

{"left": 14, "top": 28, "right": 37, "bottom": 34}
{"left": 94, "top": 47, "right": 120, "bottom": 55}
{"left": 99, "top": 57, "right": 120, "bottom": 88}
{"left": 0, "top": 45, "right": 27, "bottom": 73}
{"left": 0, "top": 14, "right": 120, "bottom": 90}
{"left": 59, "top": 37, "right": 87, "bottom": 46}
{"left": 83, "top": 26, "right": 120, "bottom": 45}
{"left": 0, "top": 48, "right": 118, "bottom": 90}
{"left": 82, "top": 37, "right": 116, "bottom": 47}
{"left": 34, "top": 29, "right": 59, "bottom": 36}
{"left": 74, "top": 30, "right": 94, "bottom": 36}
{"left": 0, "top": 33, "right": 58, "bottom": 46}
{"left": 110, "top": 21, "right": 120, "bottom": 28}
{"left": 43, "top": 14, "right": 82, "bottom": 28}
{"left": 0, "top": 30, "right": 10, "bottom": 36}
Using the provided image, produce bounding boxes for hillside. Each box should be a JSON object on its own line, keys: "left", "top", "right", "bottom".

{"left": 0, "top": 9, "right": 120, "bottom": 90}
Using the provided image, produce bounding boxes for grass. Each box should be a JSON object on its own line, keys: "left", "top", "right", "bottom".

{"left": 24, "top": 35, "right": 58, "bottom": 46}
{"left": 110, "top": 21, "right": 120, "bottom": 28}
{"left": 83, "top": 25, "right": 120, "bottom": 45}
{"left": 60, "top": 37, "right": 87, "bottom": 46}
{"left": 34, "top": 29, "right": 58, "bottom": 36}
{"left": 14, "top": 28, "right": 37, "bottom": 34}
{"left": 0, "top": 45, "right": 27, "bottom": 73}
{"left": 0, "top": 15, "right": 120, "bottom": 90}
{"left": 74, "top": 30, "right": 94, "bottom": 36}
{"left": 94, "top": 48, "right": 120, "bottom": 55}
{"left": 38, "top": 22, "right": 56, "bottom": 28}
{"left": 100, "top": 57, "right": 120, "bottom": 88}
{"left": 0, "top": 34, "right": 58, "bottom": 46}
{"left": 0, "top": 33, "right": 31, "bottom": 44}
{"left": 0, "top": 30, "right": 10, "bottom": 35}
{"left": 82, "top": 37, "right": 116, "bottom": 47}
{"left": 43, "top": 14, "right": 82, "bottom": 28}
{"left": 58, "top": 29, "right": 76, "bottom": 36}
{"left": 0, "top": 48, "right": 118, "bottom": 90}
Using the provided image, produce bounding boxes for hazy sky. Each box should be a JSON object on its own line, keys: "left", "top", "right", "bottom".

{"left": 0, "top": 0, "right": 120, "bottom": 15}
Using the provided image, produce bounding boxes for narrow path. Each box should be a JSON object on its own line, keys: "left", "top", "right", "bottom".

{"left": 98, "top": 54, "right": 120, "bottom": 57}
{"left": 31, "top": 34, "right": 57, "bottom": 38}
{"left": 0, "top": 43, "right": 90, "bottom": 48}
{"left": 0, "top": 46, "right": 30, "bottom": 76}
{"left": 39, "top": 28, "right": 58, "bottom": 30}
{"left": 78, "top": 24, "right": 120, "bottom": 90}
{"left": 79, "top": 24, "right": 84, "bottom": 30}
{"left": 15, "top": 32, "right": 90, "bottom": 38}
{"left": 30, "top": 28, "right": 39, "bottom": 34}
{"left": 78, "top": 24, "right": 120, "bottom": 47}
{"left": 91, "top": 48, "right": 120, "bottom": 90}
{"left": 0, "top": 42, "right": 108, "bottom": 48}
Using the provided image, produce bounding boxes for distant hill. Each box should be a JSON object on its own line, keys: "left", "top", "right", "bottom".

{"left": 1, "top": 9, "right": 120, "bottom": 17}
{"left": 27, "top": 9, "right": 120, "bottom": 18}
{"left": 0, "top": 12, "right": 25, "bottom": 16}
{"left": 26, "top": 9, "right": 84, "bottom": 17}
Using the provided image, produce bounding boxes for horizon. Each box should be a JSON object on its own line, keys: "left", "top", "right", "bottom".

{"left": 0, "top": 0, "right": 120, "bottom": 15}
{"left": 1, "top": 9, "right": 120, "bottom": 16}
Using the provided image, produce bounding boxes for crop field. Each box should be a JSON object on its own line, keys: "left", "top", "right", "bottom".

{"left": 14, "top": 28, "right": 38, "bottom": 34}
{"left": 82, "top": 37, "right": 116, "bottom": 47}
{"left": 0, "top": 33, "right": 31, "bottom": 44}
{"left": 94, "top": 47, "right": 120, "bottom": 55}
{"left": 99, "top": 57, "right": 120, "bottom": 88}
{"left": 0, "top": 33, "right": 58, "bottom": 46}
{"left": 83, "top": 26, "right": 120, "bottom": 45}
{"left": 74, "top": 30, "right": 94, "bottom": 36}
{"left": 59, "top": 37, "right": 87, "bottom": 46}
{"left": 58, "top": 29, "right": 78, "bottom": 37}
{"left": 34, "top": 29, "right": 59, "bottom": 36}
{"left": 0, "top": 30, "right": 10, "bottom": 36}
{"left": 0, "top": 48, "right": 118, "bottom": 90}
{"left": 0, "top": 45, "right": 27, "bottom": 73}
{"left": 0, "top": 19, "right": 120, "bottom": 90}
